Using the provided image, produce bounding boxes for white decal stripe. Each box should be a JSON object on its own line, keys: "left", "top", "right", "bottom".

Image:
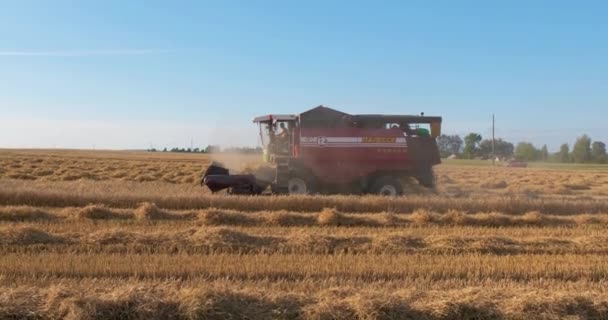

{"left": 300, "top": 143, "right": 407, "bottom": 146}
{"left": 299, "top": 142, "right": 408, "bottom": 145}
{"left": 326, "top": 137, "right": 361, "bottom": 143}
{"left": 299, "top": 136, "right": 408, "bottom": 148}
{"left": 301, "top": 136, "right": 407, "bottom": 142}
{"left": 301, "top": 144, "right": 408, "bottom": 148}
{"left": 299, "top": 144, "right": 408, "bottom": 146}
{"left": 301, "top": 137, "right": 361, "bottom": 142}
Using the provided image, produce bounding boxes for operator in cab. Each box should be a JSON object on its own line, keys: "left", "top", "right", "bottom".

{"left": 277, "top": 122, "right": 288, "bottom": 139}
{"left": 275, "top": 122, "right": 290, "bottom": 154}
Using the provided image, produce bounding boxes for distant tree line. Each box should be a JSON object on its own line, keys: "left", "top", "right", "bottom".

{"left": 438, "top": 133, "right": 607, "bottom": 164}
{"left": 146, "top": 145, "right": 263, "bottom": 154}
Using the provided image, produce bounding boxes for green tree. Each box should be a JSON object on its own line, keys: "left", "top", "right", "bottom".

{"left": 479, "top": 139, "right": 514, "bottom": 159}
{"left": 437, "top": 134, "right": 463, "bottom": 157}
{"left": 592, "top": 141, "right": 607, "bottom": 164}
{"left": 540, "top": 145, "right": 549, "bottom": 161}
{"left": 558, "top": 144, "right": 570, "bottom": 163}
{"left": 463, "top": 133, "right": 482, "bottom": 159}
{"left": 572, "top": 135, "right": 592, "bottom": 163}
{"left": 514, "top": 142, "right": 540, "bottom": 161}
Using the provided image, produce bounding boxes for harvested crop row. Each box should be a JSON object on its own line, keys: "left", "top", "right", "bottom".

{"left": 2, "top": 253, "right": 608, "bottom": 282}
{"left": 0, "top": 203, "right": 193, "bottom": 221}
{"left": 4, "top": 183, "right": 608, "bottom": 214}
{"left": 4, "top": 204, "right": 608, "bottom": 228}
{"left": 2, "top": 282, "right": 608, "bottom": 320}
{"left": 3, "top": 226, "right": 608, "bottom": 255}
{"left": 201, "top": 208, "right": 608, "bottom": 227}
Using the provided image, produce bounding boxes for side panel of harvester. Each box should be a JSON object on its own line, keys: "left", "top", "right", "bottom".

{"left": 298, "top": 127, "right": 411, "bottom": 184}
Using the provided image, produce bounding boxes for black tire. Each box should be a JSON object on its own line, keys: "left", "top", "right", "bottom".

{"left": 286, "top": 173, "right": 316, "bottom": 195}
{"left": 272, "top": 172, "right": 316, "bottom": 195}
{"left": 370, "top": 176, "right": 403, "bottom": 196}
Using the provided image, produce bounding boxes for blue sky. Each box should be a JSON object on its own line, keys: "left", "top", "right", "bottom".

{"left": 1, "top": 0, "right": 606, "bottom": 150}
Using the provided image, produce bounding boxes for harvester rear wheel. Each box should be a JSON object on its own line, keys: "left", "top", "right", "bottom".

{"left": 370, "top": 176, "right": 403, "bottom": 196}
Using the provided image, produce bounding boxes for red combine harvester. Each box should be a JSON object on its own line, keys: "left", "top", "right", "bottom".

{"left": 202, "top": 105, "right": 442, "bottom": 196}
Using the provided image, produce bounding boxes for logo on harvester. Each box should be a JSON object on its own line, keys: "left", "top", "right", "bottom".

{"left": 317, "top": 137, "right": 328, "bottom": 146}
{"left": 362, "top": 137, "right": 396, "bottom": 143}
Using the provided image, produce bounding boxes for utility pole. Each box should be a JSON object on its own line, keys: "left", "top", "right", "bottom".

{"left": 492, "top": 114, "right": 495, "bottom": 166}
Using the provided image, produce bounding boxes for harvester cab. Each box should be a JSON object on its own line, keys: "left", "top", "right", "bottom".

{"left": 253, "top": 114, "right": 298, "bottom": 163}
{"left": 202, "top": 105, "right": 442, "bottom": 196}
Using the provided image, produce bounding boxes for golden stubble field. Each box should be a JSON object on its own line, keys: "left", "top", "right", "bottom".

{"left": 1, "top": 149, "right": 608, "bottom": 319}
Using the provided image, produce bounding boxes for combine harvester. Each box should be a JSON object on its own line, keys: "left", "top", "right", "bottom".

{"left": 202, "top": 105, "right": 442, "bottom": 196}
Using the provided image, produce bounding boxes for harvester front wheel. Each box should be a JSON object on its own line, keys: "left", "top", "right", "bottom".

{"left": 287, "top": 177, "right": 312, "bottom": 195}
{"left": 370, "top": 176, "right": 403, "bottom": 196}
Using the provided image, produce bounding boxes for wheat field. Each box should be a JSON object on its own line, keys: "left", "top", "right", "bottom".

{"left": 1, "top": 149, "right": 608, "bottom": 319}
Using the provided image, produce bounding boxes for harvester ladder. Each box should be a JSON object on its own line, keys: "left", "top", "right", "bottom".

{"left": 274, "top": 157, "right": 290, "bottom": 194}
